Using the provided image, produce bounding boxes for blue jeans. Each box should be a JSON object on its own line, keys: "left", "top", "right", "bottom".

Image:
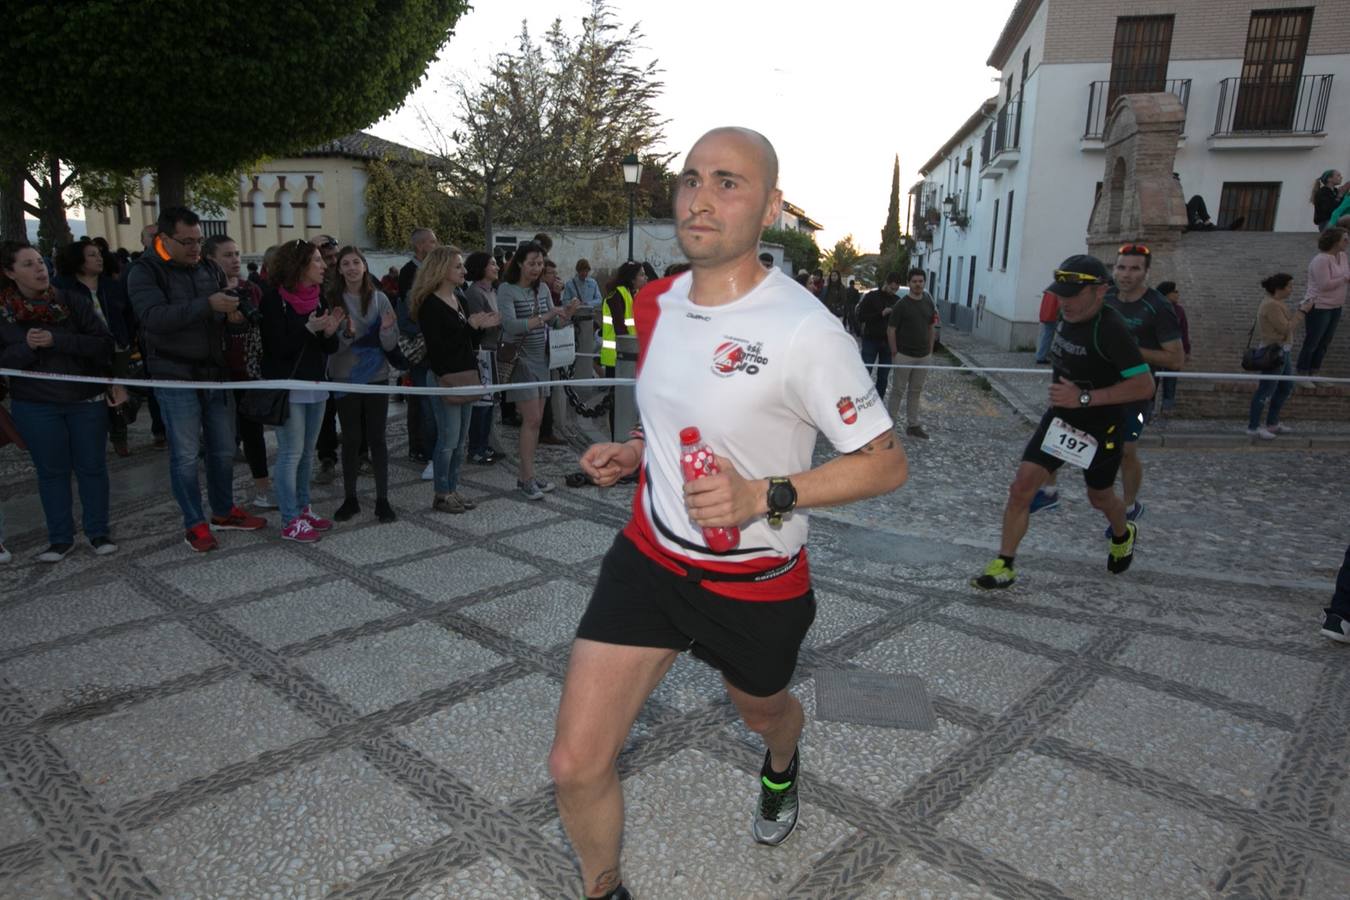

{"left": 1035, "top": 322, "right": 1056, "bottom": 362}
{"left": 1296, "top": 306, "right": 1341, "bottom": 373}
{"left": 1159, "top": 370, "right": 1179, "bottom": 411}
{"left": 468, "top": 404, "right": 494, "bottom": 457}
{"left": 427, "top": 370, "right": 471, "bottom": 494}
{"left": 11, "top": 398, "right": 110, "bottom": 545}
{"left": 1248, "top": 354, "right": 1294, "bottom": 429}
{"left": 273, "top": 399, "right": 326, "bottom": 525}
{"left": 860, "top": 338, "right": 891, "bottom": 399}
{"left": 155, "top": 387, "right": 236, "bottom": 529}
{"left": 407, "top": 364, "right": 438, "bottom": 458}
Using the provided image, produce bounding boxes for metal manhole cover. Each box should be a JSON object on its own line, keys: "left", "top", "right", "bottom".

{"left": 814, "top": 670, "right": 936, "bottom": 730}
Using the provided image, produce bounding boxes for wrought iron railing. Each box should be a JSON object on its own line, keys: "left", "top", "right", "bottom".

{"left": 1213, "top": 74, "right": 1332, "bottom": 136}
{"left": 979, "top": 100, "right": 1022, "bottom": 170}
{"left": 1083, "top": 79, "right": 1191, "bottom": 139}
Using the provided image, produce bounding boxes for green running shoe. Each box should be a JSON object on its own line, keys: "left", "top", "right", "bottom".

{"left": 1107, "top": 522, "right": 1137, "bottom": 574}
{"left": 972, "top": 558, "right": 1015, "bottom": 590}
{"left": 752, "top": 749, "right": 799, "bottom": 846}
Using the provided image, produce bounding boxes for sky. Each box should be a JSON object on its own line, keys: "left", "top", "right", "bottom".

{"left": 369, "top": 0, "right": 1016, "bottom": 254}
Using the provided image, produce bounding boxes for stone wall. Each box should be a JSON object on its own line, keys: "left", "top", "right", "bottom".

{"left": 1086, "top": 230, "right": 1350, "bottom": 419}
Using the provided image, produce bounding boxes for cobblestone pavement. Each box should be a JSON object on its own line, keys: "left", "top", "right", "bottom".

{"left": 1, "top": 369, "right": 1347, "bottom": 898}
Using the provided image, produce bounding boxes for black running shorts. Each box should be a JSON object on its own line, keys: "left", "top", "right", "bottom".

{"left": 1021, "top": 408, "right": 1125, "bottom": 491}
{"left": 576, "top": 534, "right": 817, "bottom": 697}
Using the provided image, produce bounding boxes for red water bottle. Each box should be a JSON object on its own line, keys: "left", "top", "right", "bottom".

{"left": 679, "top": 427, "right": 741, "bottom": 552}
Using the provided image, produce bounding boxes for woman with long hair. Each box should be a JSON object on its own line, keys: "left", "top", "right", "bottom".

{"left": 822, "top": 270, "right": 846, "bottom": 318}
{"left": 260, "top": 239, "right": 343, "bottom": 543}
{"left": 1296, "top": 227, "right": 1349, "bottom": 383}
{"left": 54, "top": 239, "right": 135, "bottom": 456}
{"left": 411, "top": 246, "right": 500, "bottom": 513}
{"left": 501, "top": 241, "right": 578, "bottom": 499}
{"left": 1311, "top": 170, "right": 1346, "bottom": 230}
{"left": 1, "top": 241, "right": 117, "bottom": 562}
{"left": 326, "top": 245, "right": 400, "bottom": 523}
{"left": 462, "top": 250, "right": 502, "bottom": 465}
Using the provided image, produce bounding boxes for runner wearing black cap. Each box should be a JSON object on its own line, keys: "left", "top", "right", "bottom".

{"left": 973, "top": 255, "right": 1156, "bottom": 589}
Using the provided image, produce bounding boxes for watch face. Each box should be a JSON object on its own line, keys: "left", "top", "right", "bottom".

{"left": 769, "top": 481, "right": 796, "bottom": 512}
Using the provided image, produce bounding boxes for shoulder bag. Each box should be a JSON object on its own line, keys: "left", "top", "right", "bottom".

{"left": 1239, "top": 317, "right": 1284, "bottom": 373}
{"left": 238, "top": 339, "right": 310, "bottom": 426}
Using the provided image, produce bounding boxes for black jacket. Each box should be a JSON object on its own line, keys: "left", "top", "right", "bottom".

{"left": 53, "top": 274, "right": 135, "bottom": 349}
{"left": 126, "top": 245, "right": 242, "bottom": 381}
{"left": 259, "top": 287, "right": 339, "bottom": 382}
{"left": 857, "top": 289, "right": 894, "bottom": 342}
{"left": 0, "top": 289, "right": 113, "bottom": 403}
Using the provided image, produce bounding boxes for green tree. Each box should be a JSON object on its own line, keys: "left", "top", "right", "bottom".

{"left": 426, "top": 1, "right": 670, "bottom": 247}
{"left": 364, "top": 157, "right": 476, "bottom": 251}
{"left": 879, "top": 154, "right": 901, "bottom": 254}
{"left": 762, "top": 227, "right": 819, "bottom": 273}
{"left": 0, "top": 1, "right": 469, "bottom": 209}
{"left": 821, "top": 234, "right": 862, "bottom": 275}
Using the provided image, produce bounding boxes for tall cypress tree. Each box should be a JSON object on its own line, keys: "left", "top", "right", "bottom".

{"left": 879, "top": 154, "right": 901, "bottom": 254}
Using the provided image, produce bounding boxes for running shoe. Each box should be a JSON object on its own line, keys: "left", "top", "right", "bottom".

{"left": 1029, "top": 489, "right": 1059, "bottom": 514}
{"left": 36, "top": 543, "right": 74, "bottom": 564}
{"left": 518, "top": 479, "right": 545, "bottom": 501}
{"left": 251, "top": 492, "right": 279, "bottom": 509}
{"left": 0, "top": 543, "right": 10, "bottom": 564}
{"left": 1320, "top": 610, "right": 1350, "bottom": 644}
{"left": 972, "top": 558, "right": 1015, "bottom": 590}
{"left": 752, "top": 749, "right": 800, "bottom": 846}
{"left": 421, "top": 460, "right": 435, "bottom": 481}
{"left": 533, "top": 478, "right": 557, "bottom": 494}
{"left": 300, "top": 506, "right": 333, "bottom": 532}
{"left": 89, "top": 536, "right": 119, "bottom": 556}
{"left": 1268, "top": 423, "right": 1294, "bottom": 435}
{"left": 185, "top": 522, "right": 218, "bottom": 553}
{"left": 281, "top": 517, "right": 321, "bottom": 543}
{"left": 211, "top": 506, "right": 268, "bottom": 531}
{"left": 1102, "top": 502, "right": 1144, "bottom": 538}
{"left": 1107, "top": 522, "right": 1137, "bottom": 574}
{"left": 1246, "top": 426, "right": 1276, "bottom": 440}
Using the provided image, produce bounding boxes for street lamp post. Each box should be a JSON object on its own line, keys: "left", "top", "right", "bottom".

{"left": 622, "top": 153, "right": 643, "bottom": 262}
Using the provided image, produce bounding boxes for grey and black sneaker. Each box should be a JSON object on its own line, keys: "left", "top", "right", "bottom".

{"left": 1320, "top": 610, "right": 1350, "bottom": 644}
{"left": 752, "top": 748, "right": 800, "bottom": 846}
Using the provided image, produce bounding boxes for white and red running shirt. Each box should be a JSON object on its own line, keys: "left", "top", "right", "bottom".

{"left": 622, "top": 270, "right": 894, "bottom": 601}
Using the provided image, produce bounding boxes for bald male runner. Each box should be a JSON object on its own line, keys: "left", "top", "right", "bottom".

{"left": 547, "top": 128, "right": 909, "bottom": 900}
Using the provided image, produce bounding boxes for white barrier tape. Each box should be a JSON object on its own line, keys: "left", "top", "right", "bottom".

{"left": 0, "top": 368, "right": 633, "bottom": 397}
{"left": 865, "top": 362, "right": 1350, "bottom": 383}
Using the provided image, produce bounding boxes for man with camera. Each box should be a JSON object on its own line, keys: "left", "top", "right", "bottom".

{"left": 127, "top": 207, "right": 266, "bottom": 553}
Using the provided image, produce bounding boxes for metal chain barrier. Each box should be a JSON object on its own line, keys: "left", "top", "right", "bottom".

{"left": 561, "top": 363, "right": 613, "bottom": 418}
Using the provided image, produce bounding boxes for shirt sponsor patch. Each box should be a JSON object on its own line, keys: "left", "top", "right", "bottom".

{"left": 835, "top": 386, "right": 879, "bottom": 425}
{"left": 711, "top": 337, "right": 769, "bottom": 377}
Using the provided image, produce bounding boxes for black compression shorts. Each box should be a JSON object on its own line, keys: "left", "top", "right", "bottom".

{"left": 1021, "top": 408, "right": 1126, "bottom": 491}
{"left": 576, "top": 534, "right": 816, "bottom": 697}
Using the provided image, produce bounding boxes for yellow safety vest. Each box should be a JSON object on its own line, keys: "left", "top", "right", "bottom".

{"left": 600, "top": 286, "right": 636, "bottom": 367}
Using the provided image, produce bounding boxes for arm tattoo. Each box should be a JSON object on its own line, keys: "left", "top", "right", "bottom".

{"left": 850, "top": 434, "right": 896, "bottom": 455}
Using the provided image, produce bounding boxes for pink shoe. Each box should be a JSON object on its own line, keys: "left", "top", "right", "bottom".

{"left": 281, "top": 517, "right": 321, "bottom": 543}
{"left": 300, "top": 505, "right": 333, "bottom": 532}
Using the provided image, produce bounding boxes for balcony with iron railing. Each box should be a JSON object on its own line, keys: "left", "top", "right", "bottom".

{"left": 1083, "top": 79, "right": 1191, "bottom": 140}
{"left": 1212, "top": 73, "right": 1332, "bottom": 137}
{"left": 979, "top": 99, "right": 1022, "bottom": 175}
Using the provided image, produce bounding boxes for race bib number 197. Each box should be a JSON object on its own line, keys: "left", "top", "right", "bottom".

{"left": 1041, "top": 417, "right": 1098, "bottom": 468}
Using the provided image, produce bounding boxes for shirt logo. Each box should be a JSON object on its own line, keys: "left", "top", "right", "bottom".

{"left": 837, "top": 396, "right": 858, "bottom": 424}
{"left": 711, "top": 337, "right": 769, "bottom": 377}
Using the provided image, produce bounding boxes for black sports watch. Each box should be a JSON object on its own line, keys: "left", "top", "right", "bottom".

{"left": 766, "top": 477, "right": 797, "bottom": 528}
{"left": 1078, "top": 390, "right": 1092, "bottom": 408}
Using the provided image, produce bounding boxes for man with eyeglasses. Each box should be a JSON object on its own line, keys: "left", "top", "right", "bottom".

{"left": 973, "top": 255, "right": 1155, "bottom": 589}
{"left": 127, "top": 206, "right": 267, "bottom": 552}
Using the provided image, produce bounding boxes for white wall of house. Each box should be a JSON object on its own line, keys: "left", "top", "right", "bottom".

{"left": 916, "top": 0, "right": 1350, "bottom": 350}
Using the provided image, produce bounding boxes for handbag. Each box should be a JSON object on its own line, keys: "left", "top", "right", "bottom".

{"left": 238, "top": 340, "right": 310, "bottom": 426}
{"left": 437, "top": 369, "right": 481, "bottom": 405}
{"left": 1239, "top": 320, "right": 1285, "bottom": 373}
{"left": 397, "top": 334, "right": 426, "bottom": 367}
{"left": 547, "top": 323, "right": 576, "bottom": 369}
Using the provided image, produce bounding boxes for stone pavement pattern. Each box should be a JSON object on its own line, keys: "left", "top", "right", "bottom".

{"left": 1, "top": 369, "right": 1348, "bottom": 898}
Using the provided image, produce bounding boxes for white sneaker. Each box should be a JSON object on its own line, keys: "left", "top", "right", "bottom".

{"left": 0, "top": 543, "right": 11, "bottom": 564}
{"left": 421, "top": 461, "right": 434, "bottom": 481}
{"left": 1246, "top": 426, "right": 1276, "bottom": 440}
{"left": 1268, "top": 423, "right": 1294, "bottom": 435}
{"left": 252, "top": 492, "right": 278, "bottom": 509}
